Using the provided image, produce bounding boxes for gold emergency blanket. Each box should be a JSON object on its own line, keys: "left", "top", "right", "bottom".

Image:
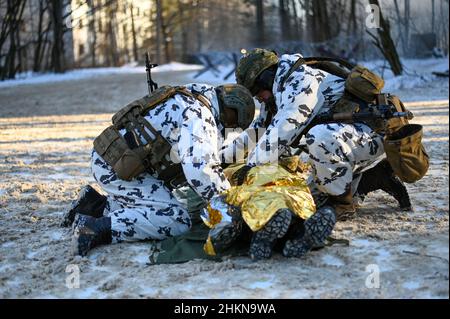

{"left": 224, "top": 163, "right": 316, "bottom": 232}
{"left": 202, "top": 158, "right": 315, "bottom": 231}
{"left": 201, "top": 158, "right": 316, "bottom": 255}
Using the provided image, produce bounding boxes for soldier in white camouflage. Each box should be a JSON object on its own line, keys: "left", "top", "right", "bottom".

{"left": 63, "top": 83, "right": 255, "bottom": 256}
{"left": 220, "top": 48, "right": 409, "bottom": 259}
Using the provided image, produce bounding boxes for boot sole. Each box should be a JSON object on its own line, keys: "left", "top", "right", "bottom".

{"left": 283, "top": 206, "right": 336, "bottom": 258}
{"left": 249, "top": 209, "right": 292, "bottom": 260}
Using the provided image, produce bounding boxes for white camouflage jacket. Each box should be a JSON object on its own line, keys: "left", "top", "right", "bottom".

{"left": 220, "top": 53, "right": 346, "bottom": 165}
{"left": 121, "top": 83, "right": 230, "bottom": 201}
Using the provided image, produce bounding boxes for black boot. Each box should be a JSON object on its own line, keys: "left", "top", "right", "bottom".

{"left": 327, "top": 188, "right": 356, "bottom": 221}
{"left": 72, "top": 214, "right": 112, "bottom": 257}
{"left": 208, "top": 204, "right": 245, "bottom": 253}
{"left": 283, "top": 206, "right": 336, "bottom": 258}
{"left": 249, "top": 208, "right": 293, "bottom": 261}
{"left": 61, "top": 185, "right": 107, "bottom": 227}
{"left": 356, "top": 160, "right": 412, "bottom": 211}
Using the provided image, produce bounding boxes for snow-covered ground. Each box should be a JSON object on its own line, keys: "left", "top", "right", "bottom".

{"left": 0, "top": 60, "right": 448, "bottom": 298}
{"left": 0, "top": 62, "right": 204, "bottom": 88}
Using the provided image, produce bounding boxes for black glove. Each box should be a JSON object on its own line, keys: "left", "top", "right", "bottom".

{"left": 230, "top": 165, "right": 253, "bottom": 186}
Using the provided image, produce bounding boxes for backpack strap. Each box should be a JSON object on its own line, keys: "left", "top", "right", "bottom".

{"left": 142, "top": 86, "right": 212, "bottom": 114}
{"left": 280, "top": 56, "right": 356, "bottom": 89}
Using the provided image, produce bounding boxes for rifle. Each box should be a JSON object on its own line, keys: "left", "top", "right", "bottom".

{"left": 311, "top": 103, "right": 414, "bottom": 126}
{"left": 291, "top": 99, "right": 414, "bottom": 155}
{"left": 145, "top": 52, "right": 158, "bottom": 94}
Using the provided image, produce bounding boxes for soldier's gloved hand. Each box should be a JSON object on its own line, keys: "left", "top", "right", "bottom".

{"left": 230, "top": 165, "right": 253, "bottom": 186}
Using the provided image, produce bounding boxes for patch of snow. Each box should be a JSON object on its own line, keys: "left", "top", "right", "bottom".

{"left": 248, "top": 279, "right": 274, "bottom": 290}
{"left": 153, "top": 62, "right": 203, "bottom": 73}
{"left": 71, "top": 286, "right": 102, "bottom": 299}
{"left": 48, "top": 230, "right": 64, "bottom": 241}
{"left": 8, "top": 172, "right": 35, "bottom": 178}
{"left": 26, "top": 249, "right": 40, "bottom": 259}
{"left": 131, "top": 254, "right": 151, "bottom": 265}
{"left": 361, "top": 57, "right": 449, "bottom": 92}
{"left": 0, "top": 62, "right": 203, "bottom": 88}
{"left": 0, "top": 264, "right": 9, "bottom": 274}
{"left": 384, "top": 74, "right": 432, "bottom": 91}
{"left": 403, "top": 281, "right": 421, "bottom": 290}
{"left": 321, "top": 254, "right": 345, "bottom": 267}
{"left": 352, "top": 238, "right": 378, "bottom": 248}
{"left": 46, "top": 173, "right": 79, "bottom": 180}
{"left": 22, "top": 158, "right": 35, "bottom": 165}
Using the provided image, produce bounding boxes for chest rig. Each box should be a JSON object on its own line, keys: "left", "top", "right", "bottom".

{"left": 93, "top": 85, "right": 211, "bottom": 188}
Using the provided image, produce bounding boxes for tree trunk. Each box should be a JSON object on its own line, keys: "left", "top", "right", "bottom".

{"left": 178, "top": 0, "right": 189, "bottom": 61}
{"left": 393, "top": 0, "right": 406, "bottom": 54}
{"left": 155, "top": 0, "right": 163, "bottom": 63}
{"left": 130, "top": 3, "right": 139, "bottom": 62}
{"left": 256, "top": 0, "right": 265, "bottom": 45}
{"left": 33, "top": 0, "right": 47, "bottom": 72}
{"left": 431, "top": 0, "right": 436, "bottom": 33}
{"left": 279, "top": 0, "right": 292, "bottom": 41}
{"left": 348, "top": 0, "right": 358, "bottom": 36}
{"left": 404, "top": 0, "right": 410, "bottom": 51}
{"left": 107, "top": 3, "right": 119, "bottom": 66}
{"left": 290, "top": 0, "right": 300, "bottom": 39}
{"left": 1, "top": 0, "right": 26, "bottom": 80}
{"left": 87, "top": 0, "right": 97, "bottom": 67}
{"left": 303, "top": 0, "right": 314, "bottom": 42}
{"left": 311, "top": 0, "right": 331, "bottom": 42}
{"left": 195, "top": 1, "right": 203, "bottom": 52}
{"left": 157, "top": 3, "right": 172, "bottom": 63}
{"left": 49, "top": 0, "right": 65, "bottom": 73}
{"left": 367, "top": 0, "right": 403, "bottom": 75}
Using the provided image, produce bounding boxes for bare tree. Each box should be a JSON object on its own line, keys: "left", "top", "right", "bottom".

{"left": 367, "top": 0, "right": 403, "bottom": 75}
{"left": 0, "top": 0, "right": 27, "bottom": 80}
{"left": 129, "top": 2, "right": 138, "bottom": 62}
{"left": 155, "top": 0, "right": 162, "bottom": 63}
{"left": 32, "top": 0, "right": 50, "bottom": 71}
{"left": 348, "top": 0, "right": 358, "bottom": 36}
{"left": 279, "top": 0, "right": 292, "bottom": 41}
{"left": 256, "top": 0, "right": 265, "bottom": 45}
{"left": 86, "top": 0, "right": 97, "bottom": 67}
{"left": 49, "top": 0, "right": 65, "bottom": 73}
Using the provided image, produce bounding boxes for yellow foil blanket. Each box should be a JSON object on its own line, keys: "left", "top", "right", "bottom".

{"left": 201, "top": 158, "right": 316, "bottom": 255}
{"left": 224, "top": 163, "right": 316, "bottom": 232}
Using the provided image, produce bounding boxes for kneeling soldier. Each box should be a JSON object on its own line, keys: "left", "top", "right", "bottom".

{"left": 63, "top": 83, "right": 255, "bottom": 256}
{"left": 220, "top": 48, "right": 424, "bottom": 258}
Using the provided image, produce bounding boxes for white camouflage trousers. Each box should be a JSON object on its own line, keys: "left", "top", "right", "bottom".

{"left": 91, "top": 151, "right": 191, "bottom": 243}
{"left": 302, "top": 122, "right": 386, "bottom": 196}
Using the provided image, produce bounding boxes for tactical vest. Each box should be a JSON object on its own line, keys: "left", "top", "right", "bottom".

{"left": 281, "top": 57, "right": 429, "bottom": 183}
{"left": 93, "top": 85, "right": 211, "bottom": 187}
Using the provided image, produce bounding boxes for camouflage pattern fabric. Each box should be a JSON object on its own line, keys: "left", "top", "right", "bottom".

{"left": 300, "top": 122, "right": 385, "bottom": 196}
{"left": 91, "top": 84, "right": 231, "bottom": 243}
{"left": 221, "top": 53, "right": 385, "bottom": 197}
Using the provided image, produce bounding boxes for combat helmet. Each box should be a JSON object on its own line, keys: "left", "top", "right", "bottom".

{"left": 235, "top": 48, "right": 279, "bottom": 95}
{"left": 215, "top": 84, "right": 255, "bottom": 129}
